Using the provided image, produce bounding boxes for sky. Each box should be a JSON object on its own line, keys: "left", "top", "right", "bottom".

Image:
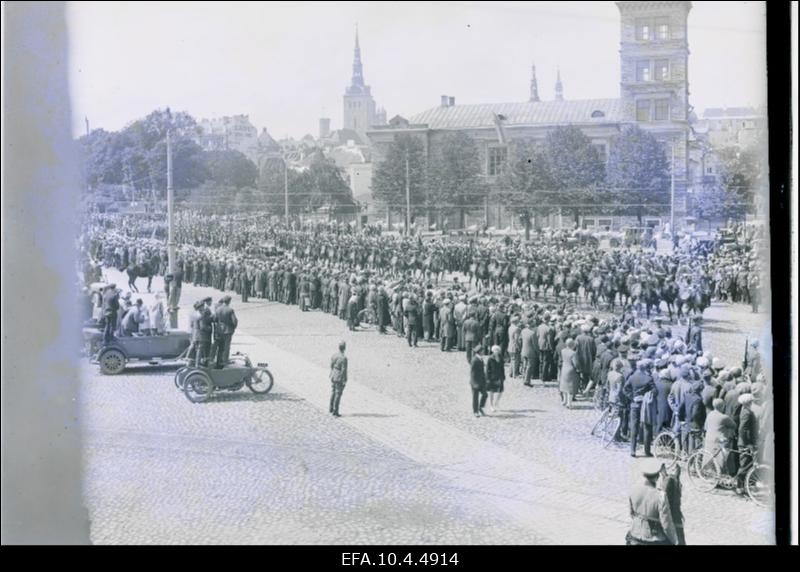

{"left": 66, "top": 1, "right": 768, "bottom": 139}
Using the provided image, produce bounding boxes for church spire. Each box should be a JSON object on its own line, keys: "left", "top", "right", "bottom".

{"left": 555, "top": 67, "right": 563, "bottom": 101}
{"left": 529, "top": 62, "right": 540, "bottom": 102}
{"left": 351, "top": 24, "right": 364, "bottom": 89}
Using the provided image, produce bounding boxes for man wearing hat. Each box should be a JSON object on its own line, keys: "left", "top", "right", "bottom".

{"left": 469, "top": 344, "right": 488, "bottom": 418}
{"left": 442, "top": 299, "right": 458, "bottom": 351}
{"left": 101, "top": 283, "right": 120, "bottom": 343}
{"left": 574, "top": 324, "right": 597, "bottom": 394}
{"left": 462, "top": 310, "right": 481, "bottom": 364}
{"left": 213, "top": 295, "right": 238, "bottom": 368}
{"left": 537, "top": 314, "right": 557, "bottom": 382}
{"left": 454, "top": 295, "right": 468, "bottom": 351}
{"left": 685, "top": 315, "right": 703, "bottom": 353}
{"left": 329, "top": 341, "right": 348, "bottom": 418}
{"left": 626, "top": 458, "right": 679, "bottom": 545}
{"left": 404, "top": 294, "right": 421, "bottom": 347}
{"left": 622, "top": 360, "right": 656, "bottom": 457}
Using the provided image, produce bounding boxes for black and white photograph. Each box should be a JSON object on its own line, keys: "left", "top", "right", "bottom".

{"left": 2, "top": 0, "right": 797, "bottom": 549}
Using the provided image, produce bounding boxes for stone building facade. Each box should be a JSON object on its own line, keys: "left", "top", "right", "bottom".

{"left": 367, "top": 1, "right": 694, "bottom": 230}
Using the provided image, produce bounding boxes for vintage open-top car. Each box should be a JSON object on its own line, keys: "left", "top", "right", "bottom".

{"left": 94, "top": 330, "right": 192, "bottom": 375}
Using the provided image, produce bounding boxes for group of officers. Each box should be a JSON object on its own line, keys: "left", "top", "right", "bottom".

{"left": 186, "top": 295, "right": 239, "bottom": 369}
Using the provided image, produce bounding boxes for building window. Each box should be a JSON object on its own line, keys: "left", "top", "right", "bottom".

{"left": 707, "top": 166, "right": 713, "bottom": 174}
{"left": 598, "top": 218, "right": 613, "bottom": 229}
{"left": 655, "top": 59, "right": 670, "bottom": 81}
{"left": 654, "top": 99, "right": 670, "bottom": 121}
{"left": 655, "top": 18, "right": 670, "bottom": 40}
{"left": 636, "top": 99, "right": 651, "bottom": 122}
{"left": 636, "top": 60, "right": 651, "bottom": 82}
{"left": 488, "top": 146, "right": 507, "bottom": 176}
{"left": 583, "top": 218, "right": 596, "bottom": 228}
{"left": 636, "top": 19, "right": 651, "bottom": 41}
{"left": 592, "top": 143, "right": 608, "bottom": 164}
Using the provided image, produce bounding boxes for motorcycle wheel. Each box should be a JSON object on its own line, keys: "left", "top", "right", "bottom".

{"left": 183, "top": 371, "right": 213, "bottom": 404}
{"left": 247, "top": 368, "right": 274, "bottom": 394}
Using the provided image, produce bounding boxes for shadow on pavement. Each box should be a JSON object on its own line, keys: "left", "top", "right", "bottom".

{"left": 345, "top": 413, "right": 399, "bottom": 418}
{"left": 205, "top": 391, "right": 304, "bottom": 404}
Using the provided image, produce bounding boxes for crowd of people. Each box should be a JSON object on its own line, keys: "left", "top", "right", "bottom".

{"left": 79, "top": 212, "right": 772, "bottom": 530}
{"left": 80, "top": 210, "right": 774, "bottom": 543}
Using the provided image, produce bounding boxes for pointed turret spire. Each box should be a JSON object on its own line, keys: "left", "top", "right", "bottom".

{"left": 351, "top": 24, "right": 364, "bottom": 89}
{"left": 529, "top": 62, "right": 540, "bottom": 102}
{"left": 555, "top": 67, "right": 564, "bottom": 101}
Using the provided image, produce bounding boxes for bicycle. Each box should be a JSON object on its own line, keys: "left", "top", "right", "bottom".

{"left": 590, "top": 402, "right": 622, "bottom": 449}
{"left": 654, "top": 425, "right": 705, "bottom": 468}
{"left": 687, "top": 444, "right": 773, "bottom": 507}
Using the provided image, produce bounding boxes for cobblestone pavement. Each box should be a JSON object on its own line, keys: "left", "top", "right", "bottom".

{"left": 81, "top": 269, "right": 774, "bottom": 544}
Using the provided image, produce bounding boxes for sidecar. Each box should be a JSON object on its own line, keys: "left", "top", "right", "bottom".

{"left": 94, "top": 330, "right": 192, "bottom": 375}
{"left": 175, "top": 352, "right": 274, "bottom": 403}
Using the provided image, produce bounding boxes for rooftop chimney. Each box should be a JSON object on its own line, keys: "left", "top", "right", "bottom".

{"left": 441, "top": 95, "right": 449, "bottom": 107}
{"left": 448, "top": 96, "right": 455, "bottom": 107}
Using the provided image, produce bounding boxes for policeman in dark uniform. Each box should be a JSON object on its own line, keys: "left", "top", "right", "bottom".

{"left": 626, "top": 458, "right": 678, "bottom": 545}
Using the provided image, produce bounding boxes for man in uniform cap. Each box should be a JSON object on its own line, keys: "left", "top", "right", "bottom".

{"left": 626, "top": 458, "right": 679, "bottom": 545}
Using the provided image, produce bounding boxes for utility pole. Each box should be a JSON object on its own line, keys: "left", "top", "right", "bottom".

{"left": 405, "top": 150, "right": 411, "bottom": 236}
{"left": 670, "top": 143, "right": 675, "bottom": 236}
{"left": 166, "top": 128, "right": 179, "bottom": 328}
{"left": 284, "top": 155, "right": 289, "bottom": 228}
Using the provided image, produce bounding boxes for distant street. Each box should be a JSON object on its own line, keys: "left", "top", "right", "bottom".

{"left": 80, "top": 269, "right": 773, "bottom": 545}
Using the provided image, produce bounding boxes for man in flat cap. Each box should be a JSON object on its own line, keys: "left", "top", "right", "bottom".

{"left": 623, "top": 359, "right": 656, "bottom": 457}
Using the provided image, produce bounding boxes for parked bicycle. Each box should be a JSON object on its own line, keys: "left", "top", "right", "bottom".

{"left": 590, "top": 402, "right": 622, "bottom": 448}
{"left": 686, "top": 443, "right": 773, "bottom": 507}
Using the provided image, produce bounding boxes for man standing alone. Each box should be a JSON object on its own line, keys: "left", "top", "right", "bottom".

{"left": 329, "top": 341, "right": 348, "bottom": 417}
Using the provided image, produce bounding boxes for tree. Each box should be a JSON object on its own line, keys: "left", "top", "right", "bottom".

{"left": 606, "top": 125, "right": 670, "bottom": 225}
{"left": 371, "top": 133, "right": 427, "bottom": 229}
{"left": 426, "top": 132, "right": 486, "bottom": 228}
{"left": 498, "top": 140, "right": 555, "bottom": 240}
{"left": 78, "top": 108, "right": 208, "bottom": 203}
{"left": 294, "top": 150, "right": 356, "bottom": 218}
{"left": 204, "top": 149, "right": 258, "bottom": 189}
{"left": 257, "top": 158, "right": 291, "bottom": 215}
{"left": 543, "top": 125, "right": 605, "bottom": 223}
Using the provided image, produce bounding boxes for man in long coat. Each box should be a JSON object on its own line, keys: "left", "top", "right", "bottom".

{"left": 574, "top": 324, "right": 597, "bottom": 392}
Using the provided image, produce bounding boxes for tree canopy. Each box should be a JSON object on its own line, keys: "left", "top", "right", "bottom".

{"left": 426, "top": 131, "right": 486, "bottom": 227}
{"left": 605, "top": 125, "right": 670, "bottom": 223}
{"left": 371, "top": 133, "right": 427, "bottom": 217}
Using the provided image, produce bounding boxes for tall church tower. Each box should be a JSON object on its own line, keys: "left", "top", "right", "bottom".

{"left": 529, "top": 63, "right": 540, "bottom": 102}
{"left": 343, "top": 27, "right": 376, "bottom": 143}
{"left": 554, "top": 68, "right": 563, "bottom": 101}
{"left": 617, "top": 1, "right": 692, "bottom": 225}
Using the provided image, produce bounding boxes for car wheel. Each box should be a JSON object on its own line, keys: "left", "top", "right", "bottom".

{"left": 99, "top": 348, "right": 126, "bottom": 375}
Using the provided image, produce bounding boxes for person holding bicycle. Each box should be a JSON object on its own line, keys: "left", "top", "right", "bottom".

{"left": 735, "top": 393, "right": 758, "bottom": 495}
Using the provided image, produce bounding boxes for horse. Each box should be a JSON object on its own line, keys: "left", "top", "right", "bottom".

{"left": 126, "top": 262, "right": 155, "bottom": 293}
{"left": 586, "top": 274, "right": 603, "bottom": 309}
{"left": 564, "top": 272, "right": 582, "bottom": 305}
{"left": 661, "top": 280, "right": 680, "bottom": 322}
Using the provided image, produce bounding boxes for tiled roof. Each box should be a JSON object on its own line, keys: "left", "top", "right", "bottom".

{"left": 408, "top": 98, "right": 624, "bottom": 130}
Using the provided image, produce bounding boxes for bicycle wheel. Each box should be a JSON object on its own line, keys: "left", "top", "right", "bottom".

{"left": 602, "top": 417, "right": 621, "bottom": 448}
{"left": 654, "top": 431, "right": 678, "bottom": 466}
{"left": 687, "top": 450, "right": 720, "bottom": 492}
{"left": 745, "top": 464, "right": 773, "bottom": 508}
{"left": 590, "top": 409, "right": 610, "bottom": 437}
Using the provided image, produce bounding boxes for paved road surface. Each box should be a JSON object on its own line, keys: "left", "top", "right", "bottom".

{"left": 80, "top": 269, "right": 774, "bottom": 544}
